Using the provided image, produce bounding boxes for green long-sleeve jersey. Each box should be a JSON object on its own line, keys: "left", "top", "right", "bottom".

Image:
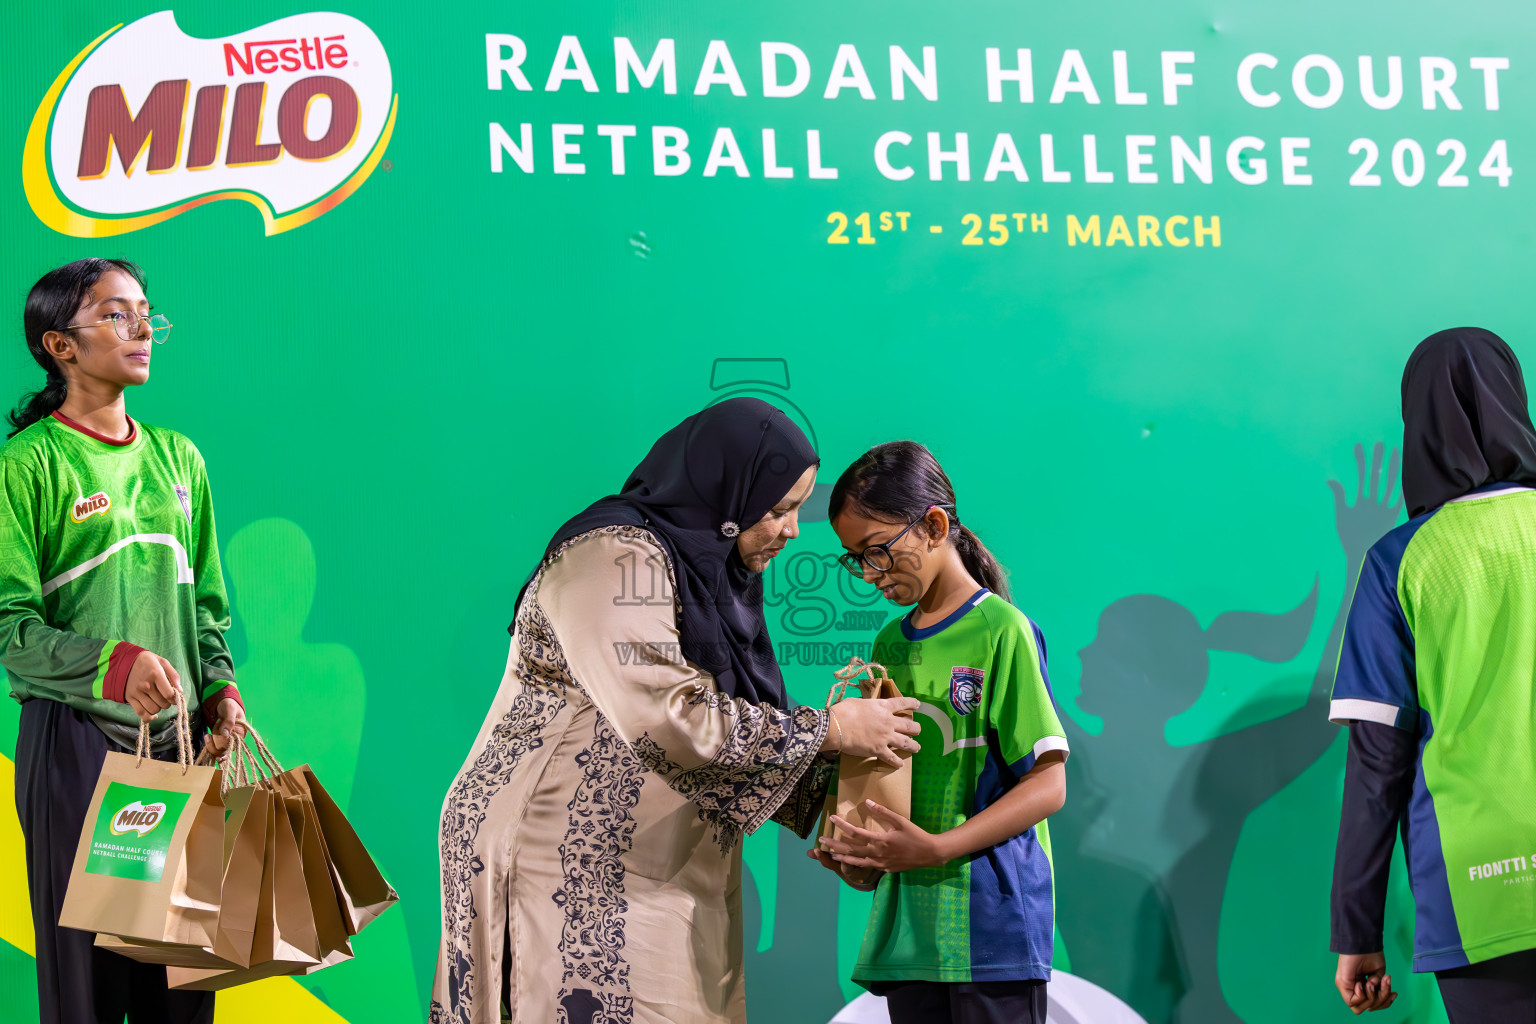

{"left": 0, "top": 412, "right": 241, "bottom": 751}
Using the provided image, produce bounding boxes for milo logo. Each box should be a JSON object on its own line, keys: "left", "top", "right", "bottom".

{"left": 71, "top": 491, "right": 111, "bottom": 522}
{"left": 24, "top": 10, "right": 396, "bottom": 238}
{"left": 110, "top": 800, "right": 168, "bottom": 837}
{"left": 86, "top": 782, "right": 189, "bottom": 882}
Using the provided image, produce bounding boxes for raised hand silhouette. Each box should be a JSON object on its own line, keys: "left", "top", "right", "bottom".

{"left": 1330, "top": 442, "right": 1407, "bottom": 563}
{"left": 1054, "top": 444, "right": 1404, "bottom": 1024}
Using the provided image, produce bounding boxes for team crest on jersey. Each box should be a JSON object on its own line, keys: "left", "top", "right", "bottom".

{"left": 174, "top": 484, "right": 192, "bottom": 523}
{"left": 949, "top": 666, "right": 985, "bottom": 715}
{"left": 71, "top": 491, "right": 111, "bottom": 522}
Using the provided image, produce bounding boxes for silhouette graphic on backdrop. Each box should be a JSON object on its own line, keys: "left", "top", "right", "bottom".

{"left": 229, "top": 518, "right": 366, "bottom": 807}
{"left": 1054, "top": 445, "right": 1404, "bottom": 1024}
{"left": 227, "top": 518, "right": 420, "bottom": 1019}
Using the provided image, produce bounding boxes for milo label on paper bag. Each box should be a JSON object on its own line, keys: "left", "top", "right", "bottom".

{"left": 85, "top": 782, "right": 190, "bottom": 882}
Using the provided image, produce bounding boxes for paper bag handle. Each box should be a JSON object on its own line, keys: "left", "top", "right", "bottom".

{"left": 209, "top": 722, "right": 285, "bottom": 794}
{"left": 825, "top": 656, "right": 893, "bottom": 707}
{"left": 135, "top": 685, "right": 194, "bottom": 774}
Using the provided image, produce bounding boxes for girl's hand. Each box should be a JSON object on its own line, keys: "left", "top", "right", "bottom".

{"left": 805, "top": 848, "right": 881, "bottom": 891}
{"left": 820, "top": 800, "right": 949, "bottom": 873}
{"left": 204, "top": 699, "right": 248, "bottom": 758}
{"left": 124, "top": 650, "right": 180, "bottom": 722}
{"left": 824, "top": 698, "right": 922, "bottom": 767}
{"left": 1334, "top": 953, "right": 1397, "bottom": 1014}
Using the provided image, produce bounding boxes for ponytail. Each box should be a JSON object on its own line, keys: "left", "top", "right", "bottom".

{"left": 952, "top": 522, "right": 1011, "bottom": 603}
{"left": 8, "top": 258, "right": 147, "bottom": 439}
{"left": 828, "top": 439, "right": 1012, "bottom": 602}
{"left": 7, "top": 372, "right": 69, "bottom": 438}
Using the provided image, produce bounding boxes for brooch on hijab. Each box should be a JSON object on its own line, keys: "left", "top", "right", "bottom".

{"left": 719, "top": 521, "right": 741, "bottom": 538}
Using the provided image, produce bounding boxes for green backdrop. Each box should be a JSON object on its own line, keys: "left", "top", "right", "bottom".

{"left": 5, "top": 0, "right": 1531, "bottom": 1020}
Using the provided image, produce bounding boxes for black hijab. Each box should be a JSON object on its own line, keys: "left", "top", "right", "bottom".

{"left": 1401, "top": 327, "right": 1536, "bottom": 517}
{"left": 514, "top": 397, "right": 819, "bottom": 710}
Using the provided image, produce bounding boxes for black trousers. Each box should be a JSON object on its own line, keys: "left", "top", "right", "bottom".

{"left": 873, "top": 980, "right": 1048, "bottom": 1024}
{"left": 14, "top": 698, "right": 214, "bottom": 1024}
{"left": 1437, "top": 948, "right": 1536, "bottom": 1024}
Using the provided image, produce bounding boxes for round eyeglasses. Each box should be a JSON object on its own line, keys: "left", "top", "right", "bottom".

{"left": 63, "top": 311, "right": 173, "bottom": 345}
{"left": 836, "top": 505, "right": 956, "bottom": 576}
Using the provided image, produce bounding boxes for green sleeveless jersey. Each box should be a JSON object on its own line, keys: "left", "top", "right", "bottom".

{"left": 0, "top": 413, "right": 240, "bottom": 750}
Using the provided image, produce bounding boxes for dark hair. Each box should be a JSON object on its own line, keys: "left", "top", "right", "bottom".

{"left": 8, "top": 258, "right": 148, "bottom": 438}
{"left": 828, "top": 440, "right": 1011, "bottom": 601}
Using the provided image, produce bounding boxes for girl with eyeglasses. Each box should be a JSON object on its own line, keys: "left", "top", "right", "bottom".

{"left": 0, "top": 258, "right": 246, "bottom": 1024}
{"left": 813, "top": 440, "right": 1069, "bottom": 1024}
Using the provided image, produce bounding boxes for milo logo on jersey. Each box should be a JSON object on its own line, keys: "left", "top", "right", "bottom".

{"left": 86, "top": 782, "right": 190, "bottom": 882}
{"left": 23, "top": 10, "right": 397, "bottom": 237}
{"left": 71, "top": 491, "right": 111, "bottom": 522}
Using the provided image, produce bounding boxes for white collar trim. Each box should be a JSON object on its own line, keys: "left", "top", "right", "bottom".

{"left": 1447, "top": 485, "right": 1535, "bottom": 503}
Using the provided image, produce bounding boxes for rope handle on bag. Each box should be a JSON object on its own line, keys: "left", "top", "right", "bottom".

{"left": 134, "top": 686, "right": 194, "bottom": 774}
{"left": 825, "top": 656, "right": 892, "bottom": 708}
{"left": 207, "top": 722, "right": 285, "bottom": 795}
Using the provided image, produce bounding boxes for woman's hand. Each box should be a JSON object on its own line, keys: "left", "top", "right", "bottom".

{"left": 820, "top": 800, "right": 949, "bottom": 873}
{"left": 124, "top": 650, "right": 180, "bottom": 722}
{"left": 824, "top": 697, "right": 921, "bottom": 767}
{"left": 204, "top": 699, "right": 248, "bottom": 758}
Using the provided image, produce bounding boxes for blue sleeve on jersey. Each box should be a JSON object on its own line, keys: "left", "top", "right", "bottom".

{"left": 1000, "top": 618, "right": 1069, "bottom": 777}
{"left": 1029, "top": 619, "right": 1054, "bottom": 702}
{"left": 1330, "top": 521, "right": 1425, "bottom": 730}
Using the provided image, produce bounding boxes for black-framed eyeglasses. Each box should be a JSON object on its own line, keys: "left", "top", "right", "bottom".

{"left": 837, "top": 504, "right": 956, "bottom": 576}
{"left": 63, "top": 311, "right": 172, "bottom": 345}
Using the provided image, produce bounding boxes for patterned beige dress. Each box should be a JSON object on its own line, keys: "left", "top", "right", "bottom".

{"left": 431, "top": 526, "right": 833, "bottom": 1024}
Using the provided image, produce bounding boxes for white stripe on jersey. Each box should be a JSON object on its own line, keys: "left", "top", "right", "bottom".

{"left": 41, "top": 533, "right": 195, "bottom": 597}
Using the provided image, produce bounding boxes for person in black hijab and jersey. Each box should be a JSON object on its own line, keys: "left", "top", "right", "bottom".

{"left": 431, "top": 397, "right": 921, "bottom": 1024}
{"left": 1328, "top": 329, "right": 1536, "bottom": 1021}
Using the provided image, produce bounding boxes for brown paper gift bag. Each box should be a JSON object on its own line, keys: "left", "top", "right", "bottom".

{"left": 295, "top": 764, "right": 398, "bottom": 934}
{"left": 169, "top": 729, "right": 361, "bottom": 989}
{"left": 281, "top": 782, "right": 355, "bottom": 964}
{"left": 168, "top": 758, "right": 322, "bottom": 990}
{"left": 244, "top": 728, "right": 374, "bottom": 951}
{"left": 816, "top": 658, "right": 914, "bottom": 889}
{"left": 59, "top": 691, "right": 224, "bottom": 948}
{"left": 208, "top": 779, "right": 271, "bottom": 967}
{"left": 93, "top": 743, "right": 268, "bottom": 970}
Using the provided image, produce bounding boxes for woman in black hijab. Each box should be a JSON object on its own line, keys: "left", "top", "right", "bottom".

{"left": 432, "top": 398, "right": 921, "bottom": 1024}
{"left": 1399, "top": 327, "right": 1536, "bottom": 516}
{"left": 1328, "top": 329, "right": 1536, "bottom": 1022}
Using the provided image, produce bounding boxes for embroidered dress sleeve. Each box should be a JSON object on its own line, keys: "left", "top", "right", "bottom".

{"left": 769, "top": 756, "right": 837, "bottom": 838}
{"left": 990, "top": 617, "right": 1070, "bottom": 776}
{"left": 187, "top": 448, "right": 240, "bottom": 718}
{"left": 0, "top": 454, "right": 142, "bottom": 703}
{"left": 536, "top": 529, "right": 830, "bottom": 843}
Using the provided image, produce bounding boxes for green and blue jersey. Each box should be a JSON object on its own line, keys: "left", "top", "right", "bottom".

{"left": 1332, "top": 484, "right": 1536, "bottom": 971}
{"left": 856, "top": 589, "right": 1068, "bottom": 985}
